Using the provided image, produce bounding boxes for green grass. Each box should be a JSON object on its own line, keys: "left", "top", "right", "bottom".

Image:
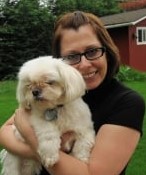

{"left": 0, "top": 81, "right": 18, "bottom": 122}
{"left": 123, "top": 81, "right": 146, "bottom": 175}
{"left": 0, "top": 80, "right": 146, "bottom": 174}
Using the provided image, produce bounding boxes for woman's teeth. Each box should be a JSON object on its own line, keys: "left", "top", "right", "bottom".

{"left": 83, "top": 71, "right": 96, "bottom": 79}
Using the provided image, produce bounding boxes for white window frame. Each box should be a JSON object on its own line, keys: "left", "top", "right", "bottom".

{"left": 136, "top": 27, "right": 146, "bottom": 45}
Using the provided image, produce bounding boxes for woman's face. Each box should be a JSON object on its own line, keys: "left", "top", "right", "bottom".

{"left": 60, "top": 24, "right": 108, "bottom": 90}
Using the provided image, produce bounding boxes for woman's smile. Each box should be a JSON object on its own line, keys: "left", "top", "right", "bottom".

{"left": 82, "top": 70, "right": 98, "bottom": 79}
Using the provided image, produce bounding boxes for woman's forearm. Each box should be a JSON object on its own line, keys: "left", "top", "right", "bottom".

{"left": 48, "top": 151, "right": 89, "bottom": 175}
{"left": 0, "top": 120, "right": 35, "bottom": 159}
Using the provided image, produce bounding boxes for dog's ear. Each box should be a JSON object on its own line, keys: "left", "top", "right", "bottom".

{"left": 57, "top": 61, "right": 86, "bottom": 102}
{"left": 16, "top": 79, "right": 31, "bottom": 110}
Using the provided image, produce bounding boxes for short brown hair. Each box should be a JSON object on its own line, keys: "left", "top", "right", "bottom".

{"left": 52, "top": 11, "right": 120, "bottom": 79}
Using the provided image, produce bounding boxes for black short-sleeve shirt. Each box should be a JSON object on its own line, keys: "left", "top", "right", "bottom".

{"left": 39, "top": 78, "right": 145, "bottom": 175}
{"left": 83, "top": 78, "right": 145, "bottom": 175}
{"left": 83, "top": 78, "right": 145, "bottom": 135}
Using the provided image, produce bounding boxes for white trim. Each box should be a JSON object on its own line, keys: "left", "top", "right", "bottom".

{"left": 105, "top": 22, "right": 132, "bottom": 29}
{"left": 136, "top": 27, "right": 146, "bottom": 45}
{"left": 132, "top": 16, "right": 146, "bottom": 25}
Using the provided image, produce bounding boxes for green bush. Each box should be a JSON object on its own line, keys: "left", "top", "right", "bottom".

{"left": 116, "top": 66, "right": 146, "bottom": 82}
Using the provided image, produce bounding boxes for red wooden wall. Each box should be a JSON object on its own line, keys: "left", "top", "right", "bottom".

{"left": 107, "top": 19, "right": 146, "bottom": 71}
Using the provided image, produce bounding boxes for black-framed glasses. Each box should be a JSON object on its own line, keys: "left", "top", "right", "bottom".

{"left": 62, "top": 47, "right": 106, "bottom": 65}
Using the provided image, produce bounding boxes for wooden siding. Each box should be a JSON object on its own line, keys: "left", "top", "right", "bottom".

{"left": 108, "top": 27, "right": 130, "bottom": 65}
{"left": 129, "top": 20, "right": 146, "bottom": 71}
{"left": 107, "top": 19, "right": 146, "bottom": 71}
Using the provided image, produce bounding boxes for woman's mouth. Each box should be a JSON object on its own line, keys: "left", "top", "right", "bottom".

{"left": 83, "top": 71, "right": 98, "bottom": 79}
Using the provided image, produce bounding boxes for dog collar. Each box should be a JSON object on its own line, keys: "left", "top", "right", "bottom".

{"left": 44, "top": 105, "right": 63, "bottom": 121}
{"left": 44, "top": 109, "right": 58, "bottom": 121}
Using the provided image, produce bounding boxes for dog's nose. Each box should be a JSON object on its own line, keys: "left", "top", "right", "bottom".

{"left": 32, "top": 89, "right": 41, "bottom": 97}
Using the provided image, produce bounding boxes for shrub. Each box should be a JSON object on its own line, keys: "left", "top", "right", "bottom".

{"left": 116, "top": 66, "right": 146, "bottom": 82}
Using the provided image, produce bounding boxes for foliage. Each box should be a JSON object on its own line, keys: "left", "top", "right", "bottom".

{"left": 95, "top": 0, "right": 122, "bottom": 16}
{"left": 116, "top": 66, "right": 146, "bottom": 82}
{"left": 53, "top": 0, "right": 99, "bottom": 16}
{"left": 0, "top": 0, "right": 122, "bottom": 80}
{"left": 52, "top": 0, "right": 121, "bottom": 16}
{"left": 0, "top": 0, "right": 55, "bottom": 80}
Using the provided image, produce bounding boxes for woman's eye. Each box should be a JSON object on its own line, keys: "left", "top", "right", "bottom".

{"left": 86, "top": 48, "right": 98, "bottom": 57}
{"left": 68, "top": 54, "right": 79, "bottom": 60}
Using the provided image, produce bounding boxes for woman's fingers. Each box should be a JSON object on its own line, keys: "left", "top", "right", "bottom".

{"left": 14, "top": 108, "right": 38, "bottom": 150}
{"left": 61, "top": 131, "right": 76, "bottom": 153}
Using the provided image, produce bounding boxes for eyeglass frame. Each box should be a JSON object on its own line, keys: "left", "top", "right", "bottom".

{"left": 61, "top": 46, "right": 106, "bottom": 65}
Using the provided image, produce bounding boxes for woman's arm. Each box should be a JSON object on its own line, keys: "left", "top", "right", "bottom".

{"left": 0, "top": 111, "right": 36, "bottom": 159}
{"left": 48, "top": 124, "right": 140, "bottom": 175}
{"left": 14, "top": 109, "right": 140, "bottom": 175}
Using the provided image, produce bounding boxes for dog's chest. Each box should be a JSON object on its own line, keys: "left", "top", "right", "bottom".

{"left": 30, "top": 103, "right": 83, "bottom": 135}
{"left": 55, "top": 108, "right": 80, "bottom": 133}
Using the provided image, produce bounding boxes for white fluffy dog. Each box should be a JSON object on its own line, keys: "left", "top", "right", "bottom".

{"left": 0, "top": 56, "right": 95, "bottom": 175}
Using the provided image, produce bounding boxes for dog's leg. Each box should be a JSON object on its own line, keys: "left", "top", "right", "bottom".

{"left": 71, "top": 130, "right": 95, "bottom": 163}
{"left": 0, "top": 150, "right": 22, "bottom": 175}
{"left": 21, "top": 159, "right": 41, "bottom": 175}
{"left": 37, "top": 136, "right": 61, "bottom": 167}
{"left": 35, "top": 124, "right": 61, "bottom": 168}
{"left": 0, "top": 149, "right": 41, "bottom": 175}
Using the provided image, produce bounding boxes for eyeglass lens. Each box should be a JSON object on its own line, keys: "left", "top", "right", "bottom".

{"left": 63, "top": 47, "right": 105, "bottom": 65}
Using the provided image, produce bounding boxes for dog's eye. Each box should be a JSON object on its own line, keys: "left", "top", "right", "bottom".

{"left": 26, "top": 84, "right": 31, "bottom": 88}
{"left": 46, "top": 80, "right": 55, "bottom": 85}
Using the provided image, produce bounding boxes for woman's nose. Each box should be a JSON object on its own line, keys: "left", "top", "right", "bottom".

{"left": 80, "top": 55, "right": 91, "bottom": 67}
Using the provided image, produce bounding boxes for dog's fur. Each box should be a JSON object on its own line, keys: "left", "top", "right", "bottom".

{"left": 0, "top": 56, "right": 95, "bottom": 175}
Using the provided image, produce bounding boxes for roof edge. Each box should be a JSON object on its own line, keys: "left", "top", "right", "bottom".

{"left": 104, "top": 15, "right": 146, "bottom": 29}
{"left": 133, "top": 16, "right": 146, "bottom": 25}
{"left": 105, "top": 22, "right": 132, "bottom": 29}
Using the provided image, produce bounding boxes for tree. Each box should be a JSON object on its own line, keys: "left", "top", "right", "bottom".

{"left": 96, "top": 0, "right": 122, "bottom": 16}
{"left": 52, "top": 0, "right": 121, "bottom": 17}
{"left": 0, "top": 0, "right": 55, "bottom": 80}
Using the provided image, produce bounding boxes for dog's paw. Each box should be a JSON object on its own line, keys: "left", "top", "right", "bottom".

{"left": 77, "top": 156, "right": 89, "bottom": 163}
{"left": 74, "top": 153, "right": 89, "bottom": 163}
{"left": 41, "top": 153, "right": 59, "bottom": 167}
{"left": 72, "top": 147, "right": 91, "bottom": 163}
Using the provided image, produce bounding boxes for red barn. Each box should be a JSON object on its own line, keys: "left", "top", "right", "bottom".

{"left": 101, "top": 8, "right": 146, "bottom": 71}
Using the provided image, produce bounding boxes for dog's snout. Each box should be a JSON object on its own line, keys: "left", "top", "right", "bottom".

{"left": 32, "top": 89, "right": 41, "bottom": 97}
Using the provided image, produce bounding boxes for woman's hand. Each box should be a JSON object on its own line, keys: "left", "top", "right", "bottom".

{"left": 60, "top": 131, "right": 76, "bottom": 153}
{"left": 14, "top": 108, "right": 38, "bottom": 159}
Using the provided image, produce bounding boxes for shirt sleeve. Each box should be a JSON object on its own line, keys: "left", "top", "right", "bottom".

{"left": 106, "top": 90, "right": 145, "bottom": 135}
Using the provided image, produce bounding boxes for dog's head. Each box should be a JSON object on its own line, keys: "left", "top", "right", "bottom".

{"left": 17, "top": 56, "right": 86, "bottom": 110}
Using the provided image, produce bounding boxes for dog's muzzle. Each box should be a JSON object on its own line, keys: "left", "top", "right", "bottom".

{"left": 32, "top": 89, "right": 43, "bottom": 100}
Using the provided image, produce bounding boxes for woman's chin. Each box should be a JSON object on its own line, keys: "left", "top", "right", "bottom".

{"left": 86, "top": 80, "right": 102, "bottom": 90}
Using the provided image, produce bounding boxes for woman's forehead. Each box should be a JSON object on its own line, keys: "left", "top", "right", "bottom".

{"left": 60, "top": 25, "right": 101, "bottom": 54}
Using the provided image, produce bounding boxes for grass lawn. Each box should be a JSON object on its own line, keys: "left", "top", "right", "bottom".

{"left": 123, "top": 81, "right": 146, "bottom": 175}
{"left": 0, "top": 80, "right": 146, "bottom": 174}
{"left": 0, "top": 81, "right": 18, "bottom": 121}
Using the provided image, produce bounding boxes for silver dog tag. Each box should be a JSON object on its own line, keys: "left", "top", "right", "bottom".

{"left": 44, "top": 109, "right": 58, "bottom": 121}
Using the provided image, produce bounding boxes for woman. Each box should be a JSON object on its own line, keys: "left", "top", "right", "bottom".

{"left": 0, "top": 11, "right": 145, "bottom": 175}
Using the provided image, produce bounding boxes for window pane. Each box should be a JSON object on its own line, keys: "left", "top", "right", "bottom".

{"left": 138, "top": 29, "right": 142, "bottom": 42}
{"left": 143, "top": 29, "right": 146, "bottom": 42}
